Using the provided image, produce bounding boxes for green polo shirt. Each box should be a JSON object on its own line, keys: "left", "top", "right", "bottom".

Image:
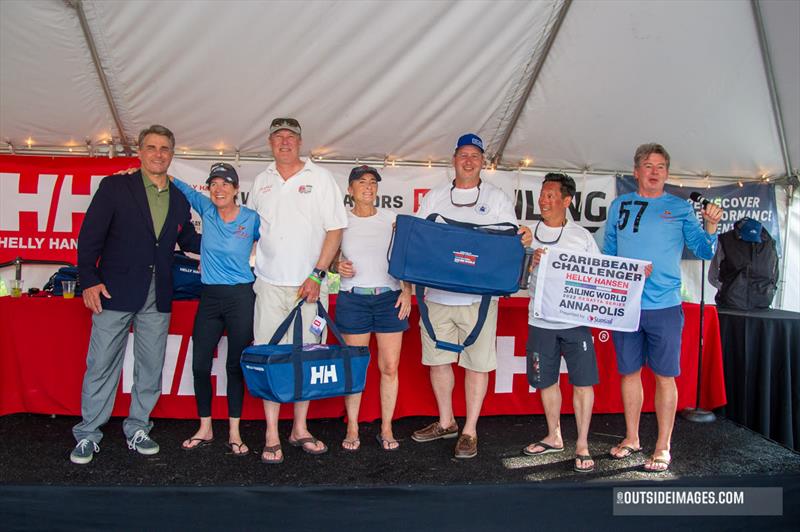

{"left": 142, "top": 173, "right": 170, "bottom": 237}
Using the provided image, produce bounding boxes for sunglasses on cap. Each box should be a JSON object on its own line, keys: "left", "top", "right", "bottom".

{"left": 270, "top": 118, "right": 300, "bottom": 128}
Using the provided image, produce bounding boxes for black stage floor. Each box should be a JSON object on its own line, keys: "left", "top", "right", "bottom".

{"left": 1, "top": 413, "right": 799, "bottom": 530}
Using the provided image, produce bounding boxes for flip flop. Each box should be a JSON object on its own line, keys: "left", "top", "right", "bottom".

{"left": 261, "top": 444, "right": 283, "bottom": 464}
{"left": 225, "top": 441, "right": 249, "bottom": 456}
{"left": 574, "top": 454, "right": 595, "bottom": 473}
{"left": 643, "top": 457, "right": 671, "bottom": 473}
{"left": 522, "top": 441, "right": 564, "bottom": 456}
{"left": 341, "top": 438, "right": 361, "bottom": 452}
{"left": 610, "top": 442, "right": 642, "bottom": 459}
{"left": 288, "top": 436, "right": 328, "bottom": 455}
{"left": 181, "top": 437, "right": 213, "bottom": 451}
{"left": 376, "top": 434, "right": 400, "bottom": 452}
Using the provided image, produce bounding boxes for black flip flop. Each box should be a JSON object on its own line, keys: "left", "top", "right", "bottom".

{"left": 610, "top": 443, "right": 642, "bottom": 459}
{"left": 225, "top": 441, "right": 249, "bottom": 457}
{"left": 522, "top": 441, "right": 564, "bottom": 456}
{"left": 288, "top": 436, "right": 328, "bottom": 455}
{"left": 574, "top": 454, "right": 595, "bottom": 473}
{"left": 181, "top": 437, "right": 213, "bottom": 451}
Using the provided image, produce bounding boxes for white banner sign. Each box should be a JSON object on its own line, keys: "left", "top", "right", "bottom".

{"left": 532, "top": 248, "right": 649, "bottom": 332}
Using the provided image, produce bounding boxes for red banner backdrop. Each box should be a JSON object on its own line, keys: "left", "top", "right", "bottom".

{"left": 0, "top": 155, "right": 139, "bottom": 264}
{"left": 0, "top": 296, "right": 725, "bottom": 421}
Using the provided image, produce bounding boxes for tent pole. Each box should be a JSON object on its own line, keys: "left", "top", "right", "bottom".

{"left": 752, "top": 0, "right": 795, "bottom": 307}
{"left": 70, "top": 0, "right": 132, "bottom": 156}
{"left": 751, "top": 0, "right": 794, "bottom": 177}
{"left": 491, "top": 0, "right": 572, "bottom": 167}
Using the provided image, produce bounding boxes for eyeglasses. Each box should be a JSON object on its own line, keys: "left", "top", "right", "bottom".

{"left": 270, "top": 118, "right": 300, "bottom": 128}
{"left": 533, "top": 220, "right": 566, "bottom": 245}
{"left": 449, "top": 179, "right": 482, "bottom": 207}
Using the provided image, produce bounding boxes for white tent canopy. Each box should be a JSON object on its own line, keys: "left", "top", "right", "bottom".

{"left": 1, "top": 0, "right": 798, "bottom": 180}
{"left": 1, "top": 0, "right": 799, "bottom": 309}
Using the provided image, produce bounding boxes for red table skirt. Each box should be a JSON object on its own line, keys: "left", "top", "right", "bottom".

{"left": 0, "top": 296, "right": 725, "bottom": 420}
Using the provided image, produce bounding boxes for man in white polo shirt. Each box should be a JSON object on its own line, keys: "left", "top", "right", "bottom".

{"left": 247, "top": 117, "right": 347, "bottom": 464}
{"left": 412, "top": 133, "right": 532, "bottom": 459}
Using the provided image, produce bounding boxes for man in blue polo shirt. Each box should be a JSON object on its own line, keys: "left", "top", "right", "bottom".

{"left": 603, "top": 143, "right": 722, "bottom": 472}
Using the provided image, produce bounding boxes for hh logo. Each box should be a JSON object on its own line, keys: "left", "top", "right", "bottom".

{"left": 453, "top": 250, "right": 478, "bottom": 266}
{"left": 310, "top": 364, "right": 338, "bottom": 385}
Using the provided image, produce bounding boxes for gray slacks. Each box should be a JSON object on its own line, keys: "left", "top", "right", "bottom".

{"left": 72, "top": 277, "right": 170, "bottom": 443}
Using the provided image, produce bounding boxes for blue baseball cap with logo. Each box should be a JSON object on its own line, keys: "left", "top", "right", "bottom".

{"left": 738, "top": 217, "right": 763, "bottom": 243}
{"left": 206, "top": 162, "right": 239, "bottom": 187}
{"left": 455, "top": 133, "right": 484, "bottom": 153}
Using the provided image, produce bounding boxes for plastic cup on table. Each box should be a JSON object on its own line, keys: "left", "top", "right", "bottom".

{"left": 62, "top": 280, "right": 77, "bottom": 299}
{"left": 10, "top": 279, "right": 24, "bottom": 298}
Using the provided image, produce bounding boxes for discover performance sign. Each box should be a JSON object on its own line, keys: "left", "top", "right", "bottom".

{"left": 532, "top": 248, "right": 649, "bottom": 331}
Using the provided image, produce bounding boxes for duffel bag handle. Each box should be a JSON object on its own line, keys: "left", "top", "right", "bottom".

{"left": 425, "top": 213, "right": 519, "bottom": 235}
{"left": 268, "top": 298, "right": 349, "bottom": 347}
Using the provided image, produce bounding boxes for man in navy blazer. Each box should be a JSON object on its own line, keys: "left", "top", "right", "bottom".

{"left": 70, "top": 125, "right": 201, "bottom": 464}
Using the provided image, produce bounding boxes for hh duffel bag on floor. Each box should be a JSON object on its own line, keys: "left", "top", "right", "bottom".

{"left": 388, "top": 213, "right": 525, "bottom": 353}
{"left": 240, "top": 299, "right": 370, "bottom": 403}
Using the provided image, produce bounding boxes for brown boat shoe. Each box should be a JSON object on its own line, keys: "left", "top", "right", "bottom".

{"left": 454, "top": 434, "right": 478, "bottom": 459}
{"left": 411, "top": 421, "right": 459, "bottom": 442}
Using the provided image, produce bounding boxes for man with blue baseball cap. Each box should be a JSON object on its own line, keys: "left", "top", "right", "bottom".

{"left": 411, "top": 133, "right": 532, "bottom": 459}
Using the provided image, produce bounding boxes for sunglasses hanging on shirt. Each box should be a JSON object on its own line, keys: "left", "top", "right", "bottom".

{"left": 449, "top": 180, "right": 482, "bottom": 207}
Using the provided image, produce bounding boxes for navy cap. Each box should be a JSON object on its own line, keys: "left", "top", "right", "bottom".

{"left": 206, "top": 162, "right": 239, "bottom": 187}
{"left": 455, "top": 133, "right": 484, "bottom": 153}
{"left": 738, "top": 218, "right": 763, "bottom": 243}
{"left": 348, "top": 165, "right": 382, "bottom": 182}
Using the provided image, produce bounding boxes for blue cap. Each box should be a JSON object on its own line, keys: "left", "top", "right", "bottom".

{"left": 738, "top": 218, "right": 763, "bottom": 243}
{"left": 206, "top": 162, "right": 239, "bottom": 187}
{"left": 456, "top": 133, "right": 484, "bottom": 153}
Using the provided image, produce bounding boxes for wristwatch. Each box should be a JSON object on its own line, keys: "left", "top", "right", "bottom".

{"left": 312, "top": 268, "right": 327, "bottom": 280}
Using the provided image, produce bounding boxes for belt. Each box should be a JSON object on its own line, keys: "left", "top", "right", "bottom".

{"left": 349, "top": 286, "right": 394, "bottom": 295}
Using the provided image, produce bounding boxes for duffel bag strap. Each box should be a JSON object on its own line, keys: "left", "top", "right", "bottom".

{"left": 425, "top": 213, "right": 518, "bottom": 235}
{"left": 415, "top": 285, "right": 492, "bottom": 353}
{"left": 268, "top": 300, "right": 305, "bottom": 345}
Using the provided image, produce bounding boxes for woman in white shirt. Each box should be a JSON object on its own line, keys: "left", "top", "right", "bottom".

{"left": 335, "top": 165, "right": 411, "bottom": 451}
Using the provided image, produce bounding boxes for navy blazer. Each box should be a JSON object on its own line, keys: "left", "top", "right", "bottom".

{"left": 77, "top": 171, "right": 201, "bottom": 313}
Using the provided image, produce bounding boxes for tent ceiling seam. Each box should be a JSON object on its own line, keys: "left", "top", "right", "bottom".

{"left": 751, "top": 0, "right": 793, "bottom": 177}
{"left": 490, "top": 0, "right": 572, "bottom": 167}
{"left": 70, "top": 0, "right": 131, "bottom": 155}
{"left": 485, "top": 2, "right": 560, "bottom": 157}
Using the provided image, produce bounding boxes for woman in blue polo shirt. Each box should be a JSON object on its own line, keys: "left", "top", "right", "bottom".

{"left": 335, "top": 165, "right": 411, "bottom": 451}
{"left": 173, "top": 163, "right": 260, "bottom": 456}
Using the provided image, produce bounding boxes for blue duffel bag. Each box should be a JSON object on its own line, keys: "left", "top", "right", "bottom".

{"left": 388, "top": 213, "right": 525, "bottom": 353}
{"left": 240, "top": 300, "right": 370, "bottom": 403}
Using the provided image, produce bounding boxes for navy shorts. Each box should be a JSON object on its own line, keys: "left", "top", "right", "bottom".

{"left": 526, "top": 325, "right": 598, "bottom": 388}
{"left": 612, "top": 305, "right": 684, "bottom": 377}
{"left": 334, "top": 290, "right": 409, "bottom": 334}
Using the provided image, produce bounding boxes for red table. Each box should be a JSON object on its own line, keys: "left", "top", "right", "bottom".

{"left": 0, "top": 296, "right": 725, "bottom": 420}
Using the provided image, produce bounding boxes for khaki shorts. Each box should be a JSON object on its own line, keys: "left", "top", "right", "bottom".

{"left": 253, "top": 277, "right": 329, "bottom": 345}
{"left": 420, "top": 300, "right": 498, "bottom": 372}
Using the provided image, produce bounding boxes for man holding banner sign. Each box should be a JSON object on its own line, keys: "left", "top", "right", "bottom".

{"left": 523, "top": 173, "right": 605, "bottom": 473}
{"left": 603, "top": 143, "right": 721, "bottom": 472}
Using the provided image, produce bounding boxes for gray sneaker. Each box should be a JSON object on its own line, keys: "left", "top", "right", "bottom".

{"left": 70, "top": 439, "right": 99, "bottom": 464}
{"left": 127, "top": 430, "right": 160, "bottom": 455}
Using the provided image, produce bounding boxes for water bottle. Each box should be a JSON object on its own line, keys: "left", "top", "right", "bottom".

{"left": 528, "top": 350, "right": 541, "bottom": 385}
{"left": 519, "top": 247, "right": 535, "bottom": 290}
